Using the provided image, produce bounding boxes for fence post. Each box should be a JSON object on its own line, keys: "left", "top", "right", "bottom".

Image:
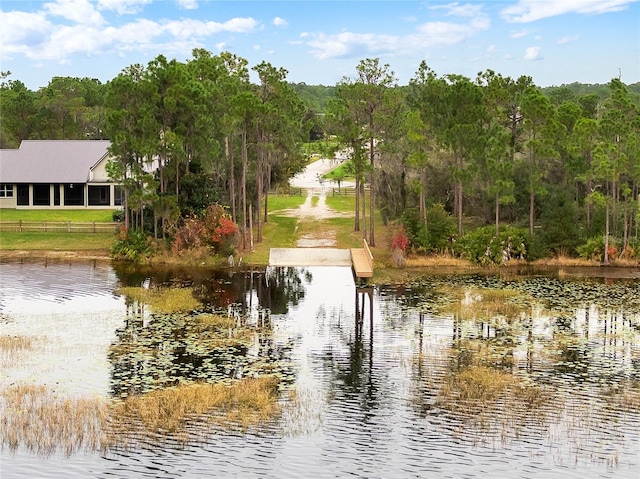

{"left": 19, "top": 219, "right": 22, "bottom": 232}
{"left": 68, "top": 221, "right": 71, "bottom": 232}
{"left": 93, "top": 220, "right": 96, "bottom": 233}
{"left": 44, "top": 220, "right": 47, "bottom": 232}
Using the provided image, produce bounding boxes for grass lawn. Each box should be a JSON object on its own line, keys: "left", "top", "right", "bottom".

{"left": 322, "top": 161, "right": 354, "bottom": 182}
{"left": 0, "top": 209, "right": 118, "bottom": 253}
{"left": 0, "top": 232, "right": 115, "bottom": 251}
{"left": 264, "top": 195, "right": 306, "bottom": 211}
{"left": 0, "top": 209, "right": 116, "bottom": 222}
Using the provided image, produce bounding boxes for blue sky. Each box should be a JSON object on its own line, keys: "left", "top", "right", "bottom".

{"left": 1, "top": 0, "right": 639, "bottom": 90}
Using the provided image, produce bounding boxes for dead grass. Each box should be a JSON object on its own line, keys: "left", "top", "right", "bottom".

{"left": 193, "top": 313, "right": 237, "bottom": 331}
{"left": 116, "top": 286, "right": 201, "bottom": 313}
{"left": 1, "top": 377, "right": 282, "bottom": 455}
{"left": 108, "top": 377, "right": 281, "bottom": 442}
{"left": 446, "top": 287, "right": 529, "bottom": 322}
{"left": 435, "top": 364, "right": 552, "bottom": 441}
{"left": 0, "top": 335, "right": 33, "bottom": 352}
{"left": 1, "top": 384, "right": 108, "bottom": 456}
{"left": 0, "top": 335, "right": 35, "bottom": 367}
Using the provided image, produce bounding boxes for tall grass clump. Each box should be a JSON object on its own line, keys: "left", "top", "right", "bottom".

{"left": 0, "top": 335, "right": 34, "bottom": 366}
{"left": 108, "top": 377, "right": 281, "bottom": 446}
{"left": 435, "top": 364, "right": 552, "bottom": 442}
{"left": 1, "top": 384, "right": 108, "bottom": 456}
{"left": 116, "top": 286, "right": 200, "bottom": 313}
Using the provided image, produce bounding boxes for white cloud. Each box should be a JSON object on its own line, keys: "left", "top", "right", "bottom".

{"left": 273, "top": 16, "right": 288, "bottom": 27}
{"left": 97, "top": 0, "right": 151, "bottom": 15}
{"left": 176, "top": 0, "right": 199, "bottom": 9}
{"left": 524, "top": 46, "right": 542, "bottom": 60}
{"left": 428, "top": 2, "right": 485, "bottom": 17}
{"left": 502, "top": 0, "right": 637, "bottom": 23}
{"left": 162, "top": 17, "right": 258, "bottom": 38}
{"left": 510, "top": 29, "right": 529, "bottom": 38}
{"left": 307, "top": 14, "right": 490, "bottom": 60}
{"left": 44, "top": 0, "right": 104, "bottom": 26}
{"left": 308, "top": 31, "right": 400, "bottom": 59}
{"left": 1, "top": 7, "right": 259, "bottom": 63}
{"left": 557, "top": 35, "right": 579, "bottom": 44}
{"left": 0, "top": 11, "right": 52, "bottom": 59}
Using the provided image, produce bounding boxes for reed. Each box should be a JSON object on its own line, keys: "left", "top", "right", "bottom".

{"left": 0, "top": 335, "right": 35, "bottom": 367}
{"left": 0, "top": 335, "right": 33, "bottom": 352}
{"left": 1, "top": 384, "right": 107, "bottom": 456}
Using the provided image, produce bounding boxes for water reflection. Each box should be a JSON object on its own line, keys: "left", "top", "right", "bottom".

{"left": 1, "top": 261, "right": 639, "bottom": 478}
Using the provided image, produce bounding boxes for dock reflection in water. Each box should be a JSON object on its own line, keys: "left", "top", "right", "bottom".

{"left": 0, "top": 260, "right": 639, "bottom": 478}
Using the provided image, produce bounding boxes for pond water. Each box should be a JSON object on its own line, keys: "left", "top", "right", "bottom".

{"left": 1, "top": 259, "right": 639, "bottom": 478}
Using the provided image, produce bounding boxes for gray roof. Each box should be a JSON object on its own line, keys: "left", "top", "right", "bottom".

{"left": 0, "top": 140, "right": 111, "bottom": 184}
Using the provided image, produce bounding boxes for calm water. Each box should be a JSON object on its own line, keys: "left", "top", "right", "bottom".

{"left": 1, "top": 259, "right": 639, "bottom": 478}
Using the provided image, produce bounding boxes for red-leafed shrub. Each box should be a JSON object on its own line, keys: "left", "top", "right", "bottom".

{"left": 391, "top": 225, "right": 410, "bottom": 253}
{"left": 173, "top": 204, "right": 238, "bottom": 256}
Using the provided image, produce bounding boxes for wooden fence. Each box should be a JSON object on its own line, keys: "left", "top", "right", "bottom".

{"left": 0, "top": 221, "right": 122, "bottom": 233}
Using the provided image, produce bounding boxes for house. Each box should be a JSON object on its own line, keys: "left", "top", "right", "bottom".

{"left": 0, "top": 140, "right": 123, "bottom": 209}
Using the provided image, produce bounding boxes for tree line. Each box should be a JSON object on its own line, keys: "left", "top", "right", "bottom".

{"left": 1, "top": 52, "right": 639, "bottom": 263}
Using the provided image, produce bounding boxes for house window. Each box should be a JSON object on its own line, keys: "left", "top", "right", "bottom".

{"left": 64, "top": 184, "right": 84, "bottom": 206}
{"left": 54, "top": 184, "right": 60, "bottom": 206}
{"left": 0, "top": 184, "right": 13, "bottom": 198}
{"left": 33, "top": 184, "right": 51, "bottom": 206}
{"left": 88, "top": 185, "right": 110, "bottom": 206}
{"left": 114, "top": 186, "right": 124, "bottom": 206}
{"left": 17, "top": 184, "right": 29, "bottom": 206}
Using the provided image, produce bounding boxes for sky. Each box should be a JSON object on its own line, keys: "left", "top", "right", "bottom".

{"left": 1, "top": 0, "right": 639, "bottom": 90}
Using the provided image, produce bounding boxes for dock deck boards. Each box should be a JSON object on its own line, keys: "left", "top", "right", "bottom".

{"left": 269, "top": 241, "right": 374, "bottom": 283}
{"left": 350, "top": 247, "right": 373, "bottom": 279}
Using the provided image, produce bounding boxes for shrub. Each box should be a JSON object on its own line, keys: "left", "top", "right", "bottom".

{"left": 112, "top": 209, "right": 125, "bottom": 222}
{"left": 172, "top": 204, "right": 239, "bottom": 256}
{"left": 425, "top": 203, "right": 456, "bottom": 254}
{"left": 454, "top": 226, "right": 528, "bottom": 265}
{"left": 400, "top": 208, "right": 429, "bottom": 250}
{"left": 576, "top": 236, "right": 604, "bottom": 261}
{"left": 111, "top": 230, "right": 154, "bottom": 262}
{"left": 400, "top": 204, "right": 456, "bottom": 254}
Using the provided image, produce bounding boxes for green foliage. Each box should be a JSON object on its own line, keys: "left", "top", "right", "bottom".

{"left": 577, "top": 236, "right": 605, "bottom": 262}
{"left": 112, "top": 210, "right": 125, "bottom": 222}
{"left": 454, "top": 226, "right": 529, "bottom": 265}
{"left": 539, "top": 187, "right": 584, "bottom": 255}
{"left": 400, "top": 208, "right": 429, "bottom": 250}
{"left": 400, "top": 204, "right": 456, "bottom": 254}
{"left": 426, "top": 203, "right": 457, "bottom": 253}
{"left": 111, "top": 230, "right": 153, "bottom": 262}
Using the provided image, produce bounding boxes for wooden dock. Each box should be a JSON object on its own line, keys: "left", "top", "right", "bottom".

{"left": 350, "top": 239, "right": 374, "bottom": 284}
{"left": 268, "top": 240, "right": 374, "bottom": 284}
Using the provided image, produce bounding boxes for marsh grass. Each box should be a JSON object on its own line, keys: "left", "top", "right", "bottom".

{"left": 436, "top": 364, "right": 553, "bottom": 442}
{"left": 1, "top": 384, "right": 108, "bottom": 456}
{"left": 1, "top": 377, "right": 281, "bottom": 455}
{"left": 108, "top": 377, "right": 281, "bottom": 445}
{"left": 0, "top": 335, "right": 33, "bottom": 352}
{"left": 602, "top": 381, "right": 640, "bottom": 411}
{"left": 116, "top": 286, "right": 200, "bottom": 313}
{"left": 0, "top": 335, "right": 35, "bottom": 367}
{"left": 442, "top": 287, "right": 531, "bottom": 322}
